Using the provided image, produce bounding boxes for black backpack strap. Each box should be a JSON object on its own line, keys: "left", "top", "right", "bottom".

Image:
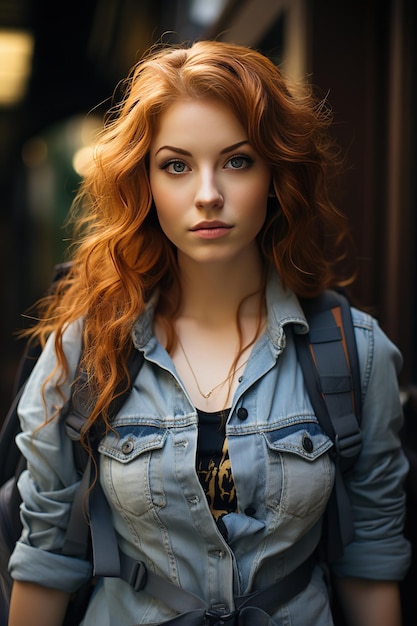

{"left": 111, "top": 550, "right": 316, "bottom": 625}
{"left": 88, "top": 462, "right": 121, "bottom": 576}
{"left": 296, "top": 290, "right": 362, "bottom": 561}
{"left": 62, "top": 346, "right": 145, "bottom": 562}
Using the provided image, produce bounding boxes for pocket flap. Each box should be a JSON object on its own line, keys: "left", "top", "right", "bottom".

{"left": 99, "top": 425, "right": 167, "bottom": 463}
{"left": 264, "top": 421, "right": 333, "bottom": 460}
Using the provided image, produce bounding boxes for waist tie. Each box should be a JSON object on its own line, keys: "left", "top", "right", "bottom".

{"left": 119, "top": 551, "right": 315, "bottom": 626}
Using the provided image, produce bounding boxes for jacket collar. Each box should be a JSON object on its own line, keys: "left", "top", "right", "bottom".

{"left": 132, "top": 271, "right": 309, "bottom": 351}
{"left": 265, "top": 271, "right": 309, "bottom": 350}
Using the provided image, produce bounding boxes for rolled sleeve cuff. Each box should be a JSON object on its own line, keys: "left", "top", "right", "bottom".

{"left": 9, "top": 542, "right": 92, "bottom": 593}
{"left": 331, "top": 536, "right": 411, "bottom": 581}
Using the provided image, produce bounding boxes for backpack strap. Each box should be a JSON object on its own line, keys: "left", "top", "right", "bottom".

{"left": 62, "top": 346, "right": 144, "bottom": 563}
{"left": 296, "top": 290, "right": 362, "bottom": 561}
{"left": 113, "top": 550, "right": 316, "bottom": 625}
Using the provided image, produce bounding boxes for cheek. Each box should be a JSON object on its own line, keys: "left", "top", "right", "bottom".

{"left": 238, "top": 182, "right": 269, "bottom": 225}
{"left": 151, "top": 189, "right": 185, "bottom": 245}
{"left": 150, "top": 169, "right": 169, "bottom": 209}
{"left": 252, "top": 205, "right": 268, "bottom": 236}
{"left": 151, "top": 186, "right": 177, "bottom": 230}
{"left": 151, "top": 177, "right": 188, "bottom": 219}
{"left": 153, "top": 204, "right": 176, "bottom": 239}
{"left": 150, "top": 175, "right": 166, "bottom": 212}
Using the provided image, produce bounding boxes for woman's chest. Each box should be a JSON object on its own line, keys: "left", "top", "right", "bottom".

{"left": 97, "top": 349, "right": 335, "bottom": 545}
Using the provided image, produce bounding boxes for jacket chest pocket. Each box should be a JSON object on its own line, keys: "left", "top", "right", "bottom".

{"left": 264, "top": 420, "right": 334, "bottom": 519}
{"left": 98, "top": 424, "right": 168, "bottom": 517}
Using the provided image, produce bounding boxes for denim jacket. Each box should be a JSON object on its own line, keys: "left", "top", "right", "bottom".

{"left": 9, "top": 273, "right": 410, "bottom": 625}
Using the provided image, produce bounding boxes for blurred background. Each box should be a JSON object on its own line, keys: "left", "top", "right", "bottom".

{"left": 0, "top": 0, "right": 416, "bottom": 420}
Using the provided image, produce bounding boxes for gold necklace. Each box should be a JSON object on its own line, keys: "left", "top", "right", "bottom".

{"left": 177, "top": 337, "right": 249, "bottom": 399}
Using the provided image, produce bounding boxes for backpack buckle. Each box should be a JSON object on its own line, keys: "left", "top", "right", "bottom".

{"left": 205, "top": 605, "right": 239, "bottom": 625}
{"left": 128, "top": 560, "right": 148, "bottom": 592}
{"left": 334, "top": 417, "right": 362, "bottom": 460}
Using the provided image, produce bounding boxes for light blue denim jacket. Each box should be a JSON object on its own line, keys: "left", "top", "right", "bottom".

{"left": 9, "top": 274, "right": 410, "bottom": 625}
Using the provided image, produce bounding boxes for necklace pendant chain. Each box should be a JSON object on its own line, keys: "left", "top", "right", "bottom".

{"left": 177, "top": 337, "right": 247, "bottom": 399}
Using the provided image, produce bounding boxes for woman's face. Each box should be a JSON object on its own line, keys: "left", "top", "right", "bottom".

{"left": 149, "top": 98, "right": 271, "bottom": 268}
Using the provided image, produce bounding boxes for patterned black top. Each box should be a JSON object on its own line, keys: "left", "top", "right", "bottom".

{"left": 196, "top": 408, "right": 237, "bottom": 522}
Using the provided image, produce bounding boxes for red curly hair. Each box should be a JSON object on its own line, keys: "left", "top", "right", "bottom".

{"left": 25, "top": 40, "right": 354, "bottom": 434}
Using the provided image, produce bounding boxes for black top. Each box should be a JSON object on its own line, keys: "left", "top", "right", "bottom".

{"left": 196, "top": 408, "right": 237, "bottom": 525}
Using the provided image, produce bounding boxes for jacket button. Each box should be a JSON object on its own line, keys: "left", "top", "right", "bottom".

{"left": 237, "top": 407, "right": 248, "bottom": 421}
{"left": 121, "top": 439, "right": 134, "bottom": 454}
{"left": 245, "top": 506, "right": 256, "bottom": 516}
{"left": 302, "top": 435, "right": 314, "bottom": 453}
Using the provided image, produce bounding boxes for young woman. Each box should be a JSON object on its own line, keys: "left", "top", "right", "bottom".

{"left": 8, "top": 40, "right": 410, "bottom": 626}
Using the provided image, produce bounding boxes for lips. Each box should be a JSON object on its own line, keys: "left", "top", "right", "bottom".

{"left": 190, "top": 221, "right": 232, "bottom": 231}
{"left": 190, "top": 220, "right": 233, "bottom": 240}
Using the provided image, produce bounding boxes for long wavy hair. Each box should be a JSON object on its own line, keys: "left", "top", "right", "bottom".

{"left": 25, "top": 40, "right": 354, "bottom": 435}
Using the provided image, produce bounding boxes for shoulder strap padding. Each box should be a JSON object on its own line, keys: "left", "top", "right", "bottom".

{"left": 62, "top": 347, "right": 145, "bottom": 561}
{"left": 296, "top": 290, "right": 362, "bottom": 561}
{"left": 297, "top": 290, "right": 362, "bottom": 466}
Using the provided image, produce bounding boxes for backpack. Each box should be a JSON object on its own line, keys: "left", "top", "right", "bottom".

{"left": 0, "top": 271, "right": 366, "bottom": 626}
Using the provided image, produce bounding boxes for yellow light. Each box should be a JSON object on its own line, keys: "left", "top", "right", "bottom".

{"left": 0, "top": 29, "right": 34, "bottom": 106}
{"left": 72, "top": 145, "right": 95, "bottom": 176}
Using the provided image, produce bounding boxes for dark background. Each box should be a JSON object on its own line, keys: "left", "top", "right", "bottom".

{"left": 1, "top": 0, "right": 416, "bottom": 419}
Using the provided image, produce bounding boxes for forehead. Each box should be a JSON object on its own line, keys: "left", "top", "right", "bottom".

{"left": 151, "top": 98, "right": 247, "bottom": 150}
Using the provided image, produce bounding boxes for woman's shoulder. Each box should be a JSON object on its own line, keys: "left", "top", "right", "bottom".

{"left": 350, "top": 305, "right": 374, "bottom": 329}
{"left": 349, "top": 305, "right": 402, "bottom": 398}
{"left": 22, "top": 317, "right": 84, "bottom": 395}
{"left": 350, "top": 304, "right": 401, "bottom": 357}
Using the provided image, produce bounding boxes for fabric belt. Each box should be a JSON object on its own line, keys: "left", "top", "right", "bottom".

{"left": 119, "top": 551, "right": 316, "bottom": 625}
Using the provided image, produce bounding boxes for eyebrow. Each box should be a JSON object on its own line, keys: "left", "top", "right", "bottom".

{"left": 154, "top": 140, "right": 250, "bottom": 157}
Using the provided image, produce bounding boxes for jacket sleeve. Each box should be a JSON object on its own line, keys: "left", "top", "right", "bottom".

{"left": 330, "top": 309, "right": 411, "bottom": 580}
{"left": 8, "top": 319, "right": 92, "bottom": 592}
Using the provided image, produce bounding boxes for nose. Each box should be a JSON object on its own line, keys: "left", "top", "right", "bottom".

{"left": 194, "top": 170, "right": 224, "bottom": 210}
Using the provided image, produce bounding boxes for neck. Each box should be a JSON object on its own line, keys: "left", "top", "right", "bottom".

{"left": 170, "top": 251, "right": 267, "bottom": 412}
{"left": 177, "top": 251, "right": 265, "bottom": 324}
